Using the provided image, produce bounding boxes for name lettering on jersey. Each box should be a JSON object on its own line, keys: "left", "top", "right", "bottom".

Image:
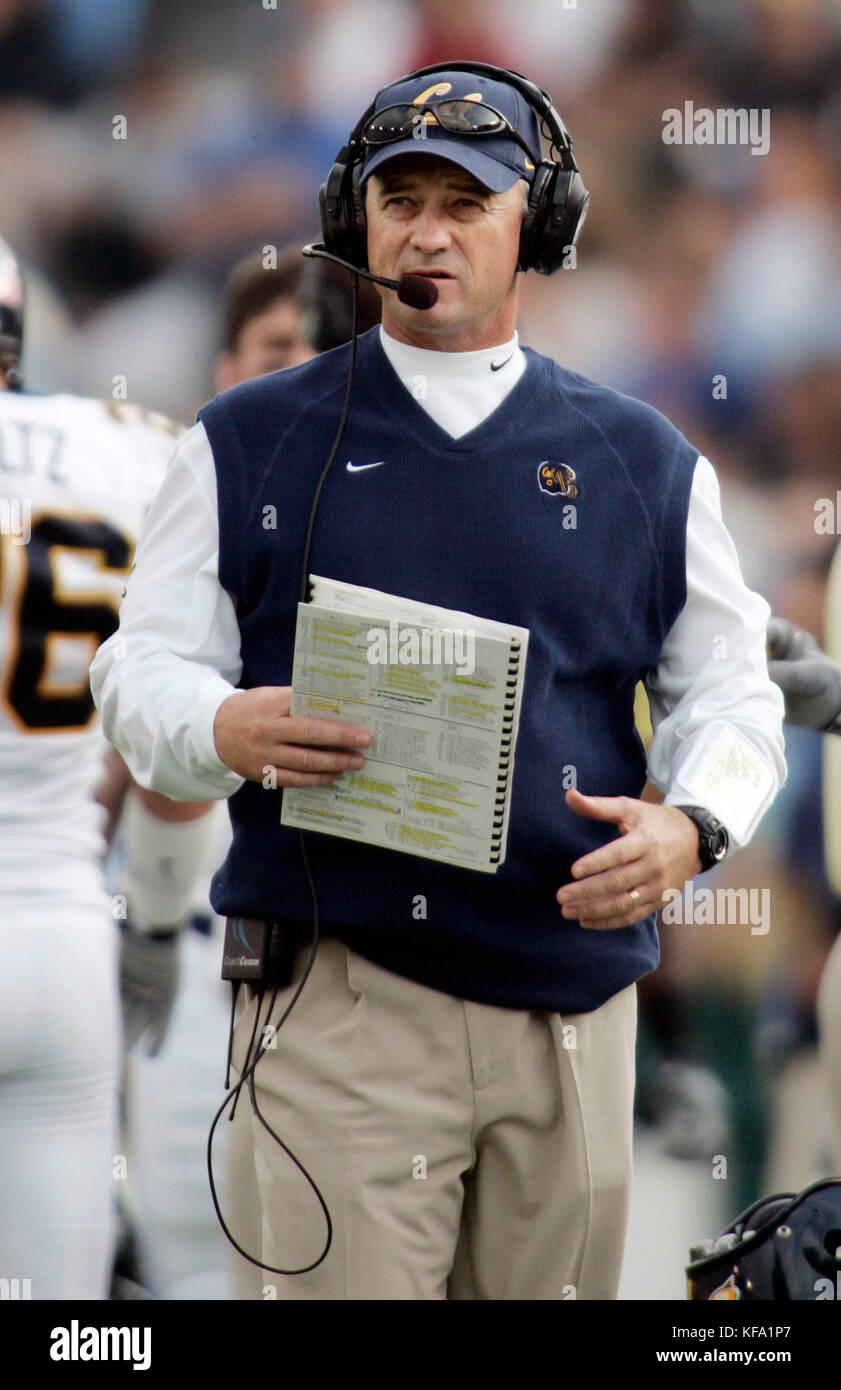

{"left": 0, "top": 495, "right": 30, "bottom": 544}
{"left": 0, "top": 420, "right": 66, "bottom": 484}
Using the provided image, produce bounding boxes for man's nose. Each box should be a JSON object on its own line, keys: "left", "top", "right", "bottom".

{"left": 408, "top": 202, "right": 451, "bottom": 253}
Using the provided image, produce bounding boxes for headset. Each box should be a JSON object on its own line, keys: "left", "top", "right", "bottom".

{"left": 319, "top": 59, "right": 590, "bottom": 277}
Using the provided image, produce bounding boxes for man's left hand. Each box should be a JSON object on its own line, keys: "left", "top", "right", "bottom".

{"left": 555, "top": 789, "right": 702, "bottom": 928}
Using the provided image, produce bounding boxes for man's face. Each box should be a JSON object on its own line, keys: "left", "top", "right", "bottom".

{"left": 365, "top": 155, "right": 525, "bottom": 351}
{"left": 215, "top": 295, "right": 316, "bottom": 390}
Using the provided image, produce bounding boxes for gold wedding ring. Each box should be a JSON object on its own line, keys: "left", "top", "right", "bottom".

{"left": 628, "top": 888, "right": 641, "bottom": 908}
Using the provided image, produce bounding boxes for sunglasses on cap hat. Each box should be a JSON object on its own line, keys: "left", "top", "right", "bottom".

{"left": 362, "top": 99, "right": 539, "bottom": 166}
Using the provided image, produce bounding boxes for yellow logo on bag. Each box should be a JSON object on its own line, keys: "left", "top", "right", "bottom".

{"left": 709, "top": 1274, "right": 741, "bottom": 1300}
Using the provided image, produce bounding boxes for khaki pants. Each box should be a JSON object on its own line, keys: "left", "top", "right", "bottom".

{"left": 228, "top": 933, "right": 636, "bottom": 1300}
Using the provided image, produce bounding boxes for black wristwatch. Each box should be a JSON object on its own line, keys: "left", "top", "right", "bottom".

{"left": 674, "top": 805, "right": 729, "bottom": 872}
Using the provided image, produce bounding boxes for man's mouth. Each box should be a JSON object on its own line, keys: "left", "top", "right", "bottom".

{"left": 411, "top": 270, "right": 456, "bottom": 280}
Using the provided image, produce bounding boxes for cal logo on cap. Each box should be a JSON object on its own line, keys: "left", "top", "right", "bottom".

{"left": 413, "top": 80, "right": 451, "bottom": 123}
{"left": 411, "top": 83, "right": 484, "bottom": 125}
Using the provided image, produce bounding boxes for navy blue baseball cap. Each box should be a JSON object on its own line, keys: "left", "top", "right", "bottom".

{"left": 359, "top": 70, "right": 543, "bottom": 194}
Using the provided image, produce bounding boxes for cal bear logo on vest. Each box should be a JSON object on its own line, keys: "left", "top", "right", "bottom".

{"left": 537, "top": 461, "right": 579, "bottom": 497}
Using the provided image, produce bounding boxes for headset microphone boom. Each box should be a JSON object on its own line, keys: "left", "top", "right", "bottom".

{"left": 301, "top": 243, "right": 439, "bottom": 310}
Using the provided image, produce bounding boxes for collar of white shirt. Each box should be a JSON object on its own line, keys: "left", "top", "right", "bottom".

{"left": 377, "top": 324, "right": 526, "bottom": 439}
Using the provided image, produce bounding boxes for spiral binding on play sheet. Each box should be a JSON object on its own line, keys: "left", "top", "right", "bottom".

{"left": 489, "top": 637, "right": 521, "bottom": 865}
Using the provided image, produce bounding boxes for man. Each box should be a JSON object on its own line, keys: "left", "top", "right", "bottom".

{"left": 91, "top": 65, "right": 785, "bottom": 1300}
{"left": 216, "top": 244, "right": 382, "bottom": 389}
{"left": 0, "top": 236, "right": 219, "bottom": 1298}
{"left": 215, "top": 247, "right": 323, "bottom": 387}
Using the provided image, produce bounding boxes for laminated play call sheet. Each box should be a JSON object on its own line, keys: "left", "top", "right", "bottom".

{"left": 280, "top": 576, "right": 529, "bottom": 872}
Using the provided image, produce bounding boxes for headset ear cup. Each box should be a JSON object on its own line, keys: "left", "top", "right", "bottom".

{"left": 518, "top": 163, "right": 553, "bottom": 274}
{"left": 319, "top": 180, "right": 336, "bottom": 253}
{"left": 561, "top": 171, "right": 590, "bottom": 248}
{"left": 349, "top": 162, "right": 368, "bottom": 271}
{"left": 320, "top": 157, "right": 349, "bottom": 258}
{"left": 319, "top": 150, "right": 368, "bottom": 266}
{"left": 522, "top": 166, "right": 590, "bottom": 275}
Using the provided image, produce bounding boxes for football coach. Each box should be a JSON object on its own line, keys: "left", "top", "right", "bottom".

{"left": 91, "top": 62, "right": 786, "bottom": 1300}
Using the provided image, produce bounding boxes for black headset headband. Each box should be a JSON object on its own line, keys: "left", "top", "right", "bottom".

{"left": 319, "top": 59, "right": 590, "bottom": 277}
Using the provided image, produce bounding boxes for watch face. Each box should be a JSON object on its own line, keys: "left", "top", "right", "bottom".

{"left": 710, "top": 825, "right": 728, "bottom": 861}
{"left": 677, "top": 807, "right": 729, "bottom": 867}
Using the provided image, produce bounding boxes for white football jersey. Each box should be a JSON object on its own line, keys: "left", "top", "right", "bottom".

{"left": 0, "top": 392, "right": 184, "bottom": 907}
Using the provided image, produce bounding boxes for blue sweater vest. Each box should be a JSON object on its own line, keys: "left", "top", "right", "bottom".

{"left": 199, "top": 326, "right": 698, "bottom": 1013}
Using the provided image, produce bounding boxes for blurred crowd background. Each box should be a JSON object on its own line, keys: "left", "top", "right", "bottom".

{"left": 3, "top": 0, "right": 841, "bottom": 1297}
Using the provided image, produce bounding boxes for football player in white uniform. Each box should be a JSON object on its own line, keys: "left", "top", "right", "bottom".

{"left": 0, "top": 238, "right": 216, "bottom": 1299}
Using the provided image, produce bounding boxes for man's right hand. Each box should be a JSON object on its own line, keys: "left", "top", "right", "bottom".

{"left": 213, "top": 686, "right": 372, "bottom": 784}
